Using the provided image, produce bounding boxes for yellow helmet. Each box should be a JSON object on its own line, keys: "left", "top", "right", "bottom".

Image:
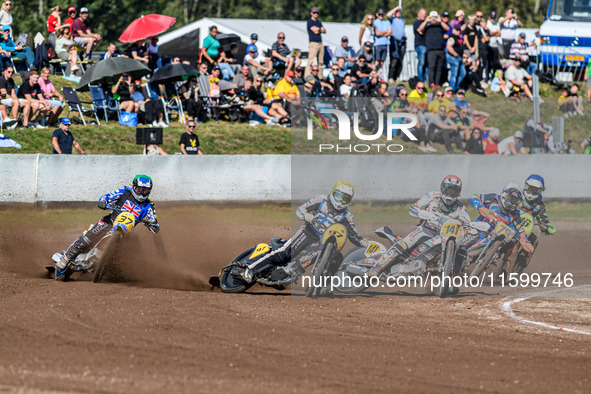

{"left": 329, "top": 181, "right": 354, "bottom": 210}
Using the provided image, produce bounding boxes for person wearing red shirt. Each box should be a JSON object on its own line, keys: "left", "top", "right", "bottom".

{"left": 64, "top": 7, "right": 76, "bottom": 28}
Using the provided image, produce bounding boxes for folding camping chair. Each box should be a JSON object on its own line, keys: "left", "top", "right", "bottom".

{"left": 89, "top": 85, "right": 121, "bottom": 124}
{"left": 62, "top": 86, "right": 99, "bottom": 125}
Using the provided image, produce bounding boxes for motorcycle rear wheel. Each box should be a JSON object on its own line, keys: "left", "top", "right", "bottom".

{"left": 470, "top": 239, "right": 502, "bottom": 279}
{"left": 93, "top": 233, "right": 119, "bottom": 283}
{"left": 306, "top": 239, "right": 335, "bottom": 298}
{"left": 220, "top": 248, "right": 257, "bottom": 293}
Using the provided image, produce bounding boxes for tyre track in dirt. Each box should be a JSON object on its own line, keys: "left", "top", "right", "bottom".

{"left": 0, "top": 205, "right": 589, "bottom": 392}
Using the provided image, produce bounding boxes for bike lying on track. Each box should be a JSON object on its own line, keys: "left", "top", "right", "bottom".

{"left": 210, "top": 215, "right": 348, "bottom": 296}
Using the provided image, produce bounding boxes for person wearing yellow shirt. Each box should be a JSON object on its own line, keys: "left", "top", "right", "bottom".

{"left": 408, "top": 81, "right": 427, "bottom": 108}
{"left": 272, "top": 70, "right": 301, "bottom": 104}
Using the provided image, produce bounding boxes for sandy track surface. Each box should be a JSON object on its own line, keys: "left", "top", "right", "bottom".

{"left": 1, "top": 205, "right": 589, "bottom": 393}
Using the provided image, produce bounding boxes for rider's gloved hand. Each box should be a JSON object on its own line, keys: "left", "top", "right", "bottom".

{"left": 418, "top": 210, "right": 438, "bottom": 221}
{"left": 360, "top": 238, "right": 370, "bottom": 247}
{"left": 546, "top": 226, "right": 556, "bottom": 235}
{"left": 478, "top": 207, "right": 495, "bottom": 222}
{"left": 148, "top": 223, "right": 160, "bottom": 234}
{"left": 98, "top": 199, "right": 107, "bottom": 210}
{"left": 303, "top": 212, "right": 315, "bottom": 223}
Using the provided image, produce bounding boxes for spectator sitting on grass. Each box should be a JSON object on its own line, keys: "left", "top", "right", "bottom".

{"left": 463, "top": 127, "right": 484, "bottom": 154}
{"left": 0, "top": 64, "right": 19, "bottom": 126}
{"left": 0, "top": 25, "right": 35, "bottom": 71}
{"left": 453, "top": 105, "right": 473, "bottom": 140}
{"left": 356, "top": 41, "right": 376, "bottom": 70}
{"left": 236, "top": 77, "right": 280, "bottom": 126}
{"left": 568, "top": 84, "right": 584, "bottom": 116}
{"left": 55, "top": 27, "right": 80, "bottom": 76}
{"left": 127, "top": 39, "right": 149, "bottom": 64}
{"left": 112, "top": 73, "right": 138, "bottom": 113}
{"left": 408, "top": 81, "right": 427, "bottom": 109}
{"left": 39, "top": 67, "right": 65, "bottom": 126}
{"left": 490, "top": 69, "right": 510, "bottom": 97}
{"left": 483, "top": 127, "right": 500, "bottom": 154}
{"left": 71, "top": 7, "right": 101, "bottom": 60}
{"left": 497, "top": 130, "right": 527, "bottom": 155}
{"left": 581, "top": 137, "right": 591, "bottom": 154}
{"left": 339, "top": 74, "right": 353, "bottom": 99}
{"left": 103, "top": 41, "right": 127, "bottom": 59}
{"left": 233, "top": 64, "right": 250, "bottom": 88}
{"left": 506, "top": 58, "right": 533, "bottom": 100}
{"left": 18, "top": 70, "right": 51, "bottom": 129}
{"left": 558, "top": 87, "right": 575, "bottom": 118}
{"left": 271, "top": 32, "right": 299, "bottom": 73}
{"left": 351, "top": 55, "right": 372, "bottom": 84}
{"left": 334, "top": 36, "right": 356, "bottom": 71}
{"left": 304, "top": 65, "right": 333, "bottom": 96}
{"left": 244, "top": 44, "right": 272, "bottom": 79}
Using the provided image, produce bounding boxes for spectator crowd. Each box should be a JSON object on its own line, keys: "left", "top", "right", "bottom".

{"left": 0, "top": 3, "right": 587, "bottom": 155}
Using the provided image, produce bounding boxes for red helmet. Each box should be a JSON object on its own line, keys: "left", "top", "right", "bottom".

{"left": 440, "top": 175, "right": 462, "bottom": 207}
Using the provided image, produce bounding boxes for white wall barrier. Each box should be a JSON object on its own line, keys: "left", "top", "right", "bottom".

{"left": 1, "top": 154, "right": 589, "bottom": 203}
{"left": 0, "top": 154, "right": 291, "bottom": 203}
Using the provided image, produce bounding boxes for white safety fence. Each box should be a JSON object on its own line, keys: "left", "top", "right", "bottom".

{"left": 1, "top": 154, "right": 589, "bottom": 203}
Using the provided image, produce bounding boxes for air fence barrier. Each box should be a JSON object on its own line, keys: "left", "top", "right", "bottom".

{"left": 1, "top": 154, "right": 590, "bottom": 203}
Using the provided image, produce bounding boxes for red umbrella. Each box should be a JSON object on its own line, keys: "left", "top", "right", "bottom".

{"left": 119, "top": 14, "right": 176, "bottom": 43}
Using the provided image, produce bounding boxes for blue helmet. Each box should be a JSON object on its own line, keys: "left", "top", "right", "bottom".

{"left": 523, "top": 174, "right": 545, "bottom": 204}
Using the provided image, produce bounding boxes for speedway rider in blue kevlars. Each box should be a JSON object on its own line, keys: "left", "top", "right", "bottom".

{"left": 368, "top": 175, "right": 472, "bottom": 277}
{"left": 55, "top": 174, "right": 160, "bottom": 281}
{"left": 240, "top": 181, "right": 370, "bottom": 284}
{"left": 464, "top": 183, "right": 534, "bottom": 256}
{"left": 521, "top": 174, "right": 555, "bottom": 235}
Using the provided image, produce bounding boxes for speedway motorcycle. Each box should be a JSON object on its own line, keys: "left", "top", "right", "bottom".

{"left": 210, "top": 215, "right": 348, "bottom": 295}
{"left": 480, "top": 211, "right": 536, "bottom": 281}
{"left": 335, "top": 214, "right": 489, "bottom": 297}
{"left": 46, "top": 206, "right": 150, "bottom": 282}
{"left": 466, "top": 217, "right": 521, "bottom": 279}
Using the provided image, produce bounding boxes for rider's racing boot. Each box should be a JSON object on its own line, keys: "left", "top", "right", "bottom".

{"left": 56, "top": 255, "right": 71, "bottom": 270}
{"left": 55, "top": 255, "right": 73, "bottom": 281}
{"left": 55, "top": 266, "right": 73, "bottom": 281}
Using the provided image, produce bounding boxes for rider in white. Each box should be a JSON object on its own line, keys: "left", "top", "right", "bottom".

{"left": 368, "top": 175, "right": 472, "bottom": 277}
{"left": 240, "top": 181, "right": 370, "bottom": 283}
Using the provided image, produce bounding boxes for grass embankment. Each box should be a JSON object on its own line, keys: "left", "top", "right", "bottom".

{"left": 1, "top": 201, "right": 582, "bottom": 233}
{"left": 0, "top": 75, "right": 586, "bottom": 155}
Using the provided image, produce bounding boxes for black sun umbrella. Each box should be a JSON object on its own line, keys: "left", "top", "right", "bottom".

{"left": 150, "top": 63, "right": 200, "bottom": 84}
{"left": 216, "top": 33, "right": 241, "bottom": 51}
{"left": 76, "top": 57, "right": 151, "bottom": 91}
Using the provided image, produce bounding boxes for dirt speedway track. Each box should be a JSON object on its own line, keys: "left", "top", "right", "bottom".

{"left": 1, "top": 204, "right": 590, "bottom": 393}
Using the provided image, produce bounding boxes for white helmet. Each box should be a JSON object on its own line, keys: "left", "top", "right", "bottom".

{"left": 523, "top": 174, "right": 545, "bottom": 204}
{"left": 329, "top": 181, "right": 354, "bottom": 211}
{"left": 440, "top": 175, "right": 462, "bottom": 211}
{"left": 500, "top": 182, "right": 522, "bottom": 213}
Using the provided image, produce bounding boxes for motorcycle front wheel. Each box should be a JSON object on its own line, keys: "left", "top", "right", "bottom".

{"left": 306, "top": 239, "right": 336, "bottom": 298}
{"left": 93, "top": 232, "right": 120, "bottom": 283}
{"left": 470, "top": 239, "right": 502, "bottom": 279}
{"left": 437, "top": 238, "right": 455, "bottom": 298}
